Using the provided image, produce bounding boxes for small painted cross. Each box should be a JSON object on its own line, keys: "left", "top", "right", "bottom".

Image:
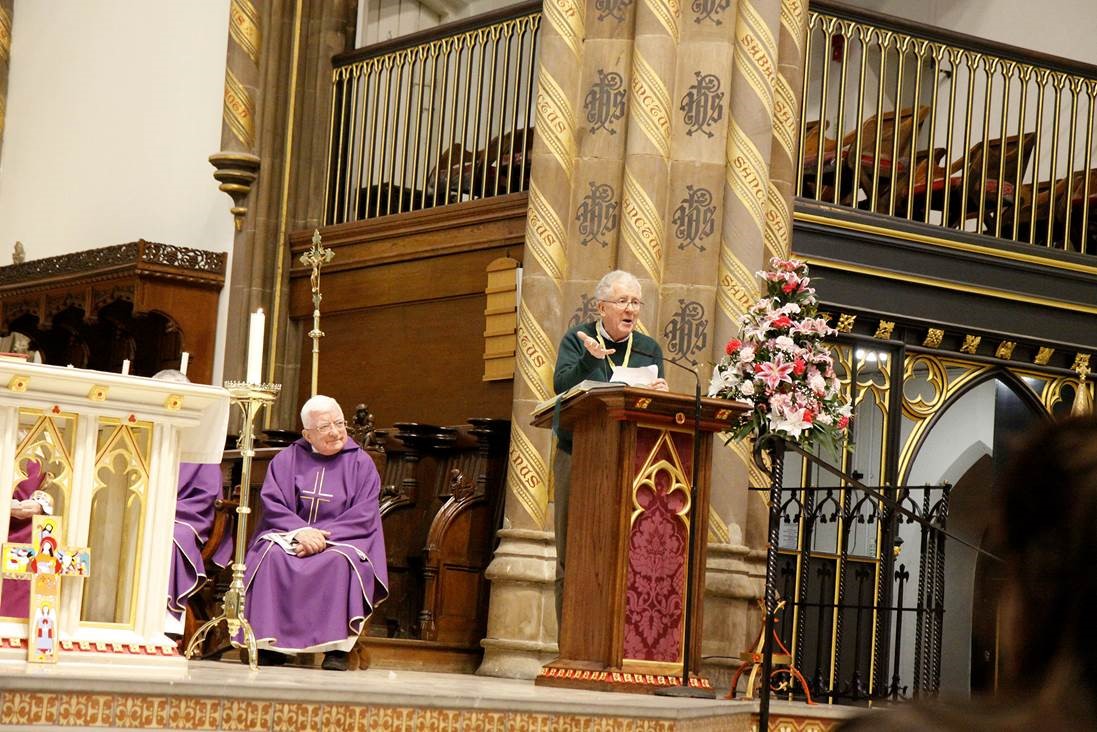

{"left": 1, "top": 515, "right": 90, "bottom": 663}
{"left": 300, "top": 469, "right": 333, "bottom": 524}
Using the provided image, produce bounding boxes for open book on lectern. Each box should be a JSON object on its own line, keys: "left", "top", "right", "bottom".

{"left": 531, "top": 364, "right": 659, "bottom": 418}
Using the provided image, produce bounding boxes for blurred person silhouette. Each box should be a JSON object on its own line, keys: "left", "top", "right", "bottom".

{"left": 841, "top": 414, "right": 1097, "bottom": 730}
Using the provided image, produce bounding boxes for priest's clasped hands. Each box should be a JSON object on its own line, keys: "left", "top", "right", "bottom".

{"left": 293, "top": 527, "right": 331, "bottom": 557}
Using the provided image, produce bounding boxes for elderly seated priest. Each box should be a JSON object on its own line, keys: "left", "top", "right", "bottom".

{"left": 241, "top": 394, "right": 388, "bottom": 671}
{"left": 551, "top": 269, "right": 668, "bottom": 624}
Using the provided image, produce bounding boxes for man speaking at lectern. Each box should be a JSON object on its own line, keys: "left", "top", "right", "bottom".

{"left": 551, "top": 270, "right": 667, "bottom": 625}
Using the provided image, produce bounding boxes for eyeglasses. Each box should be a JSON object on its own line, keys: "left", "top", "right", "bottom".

{"left": 309, "top": 420, "right": 346, "bottom": 434}
{"left": 600, "top": 298, "right": 644, "bottom": 310}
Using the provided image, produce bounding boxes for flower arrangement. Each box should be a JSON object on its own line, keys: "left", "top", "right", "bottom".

{"left": 708, "top": 257, "right": 851, "bottom": 452}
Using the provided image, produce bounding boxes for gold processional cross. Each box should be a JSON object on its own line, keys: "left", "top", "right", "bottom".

{"left": 299, "top": 229, "right": 334, "bottom": 398}
{"left": 1, "top": 515, "right": 91, "bottom": 663}
{"left": 300, "top": 469, "right": 333, "bottom": 524}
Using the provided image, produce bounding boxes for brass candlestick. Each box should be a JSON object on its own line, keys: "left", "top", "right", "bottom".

{"left": 185, "top": 381, "right": 281, "bottom": 670}
{"left": 300, "top": 228, "right": 334, "bottom": 398}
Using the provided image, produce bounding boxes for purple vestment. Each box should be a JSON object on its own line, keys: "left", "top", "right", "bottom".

{"left": 0, "top": 460, "right": 47, "bottom": 619}
{"left": 241, "top": 438, "right": 388, "bottom": 653}
{"left": 169, "top": 462, "right": 233, "bottom": 617}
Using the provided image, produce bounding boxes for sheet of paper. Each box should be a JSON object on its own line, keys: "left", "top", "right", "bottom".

{"left": 610, "top": 363, "right": 659, "bottom": 386}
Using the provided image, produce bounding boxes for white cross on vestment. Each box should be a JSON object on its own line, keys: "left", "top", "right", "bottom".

{"left": 300, "top": 469, "right": 333, "bottom": 524}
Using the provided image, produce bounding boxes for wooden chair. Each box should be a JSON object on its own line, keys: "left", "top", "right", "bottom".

{"left": 800, "top": 119, "right": 839, "bottom": 200}
{"left": 1055, "top": 168, "right": 1097, "bottom": 252}
{"left": 424, "top": 142, "right": 478, "bottom": 206}
{"left": 849, "top": 106, "right": 931, "bottom": 212}
{"left": 477, "top": 127, "right": 534, "bottom": 197}
{"left": 897, "top": 132, "right": 1036, "bottom": 234}
{"left": 726, "top": 599, "right": 814, "bottom": 703}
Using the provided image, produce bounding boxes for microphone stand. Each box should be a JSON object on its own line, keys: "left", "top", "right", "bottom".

{"left": 652, "top": 355, "right": 715, "bottom": 699}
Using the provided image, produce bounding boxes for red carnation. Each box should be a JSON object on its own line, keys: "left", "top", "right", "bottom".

{"left": 772, "top": 315, "right": 793, "bottom": 329}
{"left": 725, "top": 338, "right": 741, "bottom": 355}
{"left": 793, "top": 358, "right": 806, "bottom": 376}
{"left": 782, "top": 280, "right": 798, "bottom": 294}
{"left": 838, "top": 416, "right": 850, "bottom": 429}
{"left": 802, "top": 410, "right": 814, "bottom": 424}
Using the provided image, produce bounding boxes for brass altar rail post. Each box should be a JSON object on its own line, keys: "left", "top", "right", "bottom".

{"left": 186, "top": 382, "right": 281, "bottom": 670}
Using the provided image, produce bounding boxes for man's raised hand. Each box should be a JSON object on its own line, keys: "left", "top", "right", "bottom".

{"left": 577, "top": 331, "right": 615, "bottom": 359}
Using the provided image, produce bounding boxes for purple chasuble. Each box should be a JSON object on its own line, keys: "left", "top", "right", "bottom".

{"left": 169, "top": 462, "right": 232, "bottom": 616}
{"left": 0, "top": 461, "right": 48, "bottom": 619}
{"left": 241, "top": 438, "right": 388, "bottom": 652}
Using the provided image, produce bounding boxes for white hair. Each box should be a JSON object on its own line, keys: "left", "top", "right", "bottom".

{"left": 300, "top": 394, "right": 342, "bottom": 429}
{"left": 594, "top": 270, "right": 641, "bottom": 302}
{"left": 152, "top": 369, "right": 190, "bottom": 384}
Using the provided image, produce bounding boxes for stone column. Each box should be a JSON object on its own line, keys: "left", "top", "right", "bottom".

{"left": 742, "top": 0, "right": 809, "bottom": 569}
{"left": 0, "top": 0, "right": 13, "bottom": 167}
{"left": 483, "top": 0, "right": 811, "bottom": 682}
{"left": 216, "top": 0, "right": 263, "bottom": 389}
{"left": 217, "top": 0, "right": 356, "bottom": 426}
{"left": 210, "top": 0, "right": 262, "bottom": 234}
{"left": 478, "top": 0, "right": 585, "bottom": 679}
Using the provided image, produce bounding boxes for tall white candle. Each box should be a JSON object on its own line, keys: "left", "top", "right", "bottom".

{"left": 121, "top": 359, "right": 130, "bottom": 376}
{"left": 179, "top": 351, "right": 190, "bottom": 377}
{"left": 246, "top": 308, "right": 265, "bottom": 384}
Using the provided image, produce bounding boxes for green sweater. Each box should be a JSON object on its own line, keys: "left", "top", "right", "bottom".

{"left": 552, "top": 321, "right": 665, "bottom": 453}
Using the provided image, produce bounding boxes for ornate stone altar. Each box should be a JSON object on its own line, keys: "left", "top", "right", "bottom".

{"left": 0, "top": 360, "right": 228, "bottom": 668}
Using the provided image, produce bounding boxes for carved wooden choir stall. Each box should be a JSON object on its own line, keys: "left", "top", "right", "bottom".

{"left": 0, "top": 241, "right": 226, "bottom": 384}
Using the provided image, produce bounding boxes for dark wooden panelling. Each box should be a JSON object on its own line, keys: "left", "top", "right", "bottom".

{"left": 308, "top": 295, "right": 515, "bottom": 427}
{"left": 288, "top": 195, "right": 526, "bottom": 428}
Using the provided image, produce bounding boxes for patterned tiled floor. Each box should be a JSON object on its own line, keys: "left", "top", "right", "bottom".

{"left": 0, "top": 661, "right": 851, "bottom": 730}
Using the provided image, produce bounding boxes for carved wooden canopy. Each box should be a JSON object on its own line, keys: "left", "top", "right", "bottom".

{"left": 0, "top": 240, "right": 226, "bottom": 384}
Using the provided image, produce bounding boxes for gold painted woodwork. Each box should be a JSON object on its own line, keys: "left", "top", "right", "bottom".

{"left": 873, "top": 320, "right": 895, "bottom": 339}
{"left": 923, "top": 328, "right": 944, "bottom": 348}
{"left": 836, "top": 313, "right": 856, "bottom": 332}
{"left": 483, "top": 257, "right": 519, "bottom": 382}
{"left": 1035, "top": 346, "right": 1055, "bottom": 365}
{"left": 995, "top": 341, "right": 1016, "bottom": 359}
{"left": 802, "top": 256, "right": 1097, "bottom": 317}
{"left": 960, "top": 335, "right": 981, "bottom": 354}
{"left": 795, "top": 212, "right": 1097, "bottom": 277}
{"left": 87, "top": 386, "right": 108, "bottom": 402}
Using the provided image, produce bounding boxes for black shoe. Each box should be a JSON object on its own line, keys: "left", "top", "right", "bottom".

{"left": 322, "top": 650, "right": 349, "bottom": 671}
{"left": 257, "top": 649, "right": 288, "bottom": 667}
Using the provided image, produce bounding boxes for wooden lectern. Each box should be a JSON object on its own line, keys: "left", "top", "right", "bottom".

{"left": 532, "top": 385, "right": 747, "bottom": 694}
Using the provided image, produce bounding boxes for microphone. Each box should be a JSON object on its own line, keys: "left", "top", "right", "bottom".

{"left": 630, "top": 347, "right": 716, "bottom": 699}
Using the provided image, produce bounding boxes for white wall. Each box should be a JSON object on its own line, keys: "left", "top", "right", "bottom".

{"left": 844, "top": 0, "right": 1097, "bottom": 66}
{"left": 0, "top": 0, "right": 233, "bottom": 383}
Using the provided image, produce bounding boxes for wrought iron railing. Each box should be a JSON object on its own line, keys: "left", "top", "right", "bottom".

{"left": 800, "top": 1, "right": 1097, "bottom": 255}
{"left": 324, "top": 3, "right": 540, "bottom": 224}
{"left": 774, "top": 475, "right": 952, "bottom": 703}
